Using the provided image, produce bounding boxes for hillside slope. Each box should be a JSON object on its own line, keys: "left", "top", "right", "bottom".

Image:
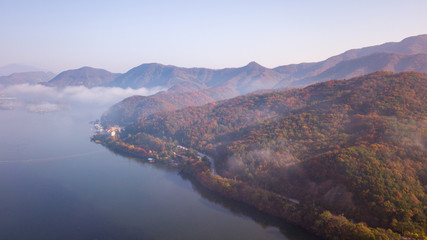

{"left": 101, "top": 86, "right": 239, "bottom": 126}
{"left": 120, "top": 71, "right": 427, "bottom": 235}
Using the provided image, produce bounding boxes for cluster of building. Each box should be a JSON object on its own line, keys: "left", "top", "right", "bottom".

{"left": 93, "top": 123, "right": 123, "bottom": 137}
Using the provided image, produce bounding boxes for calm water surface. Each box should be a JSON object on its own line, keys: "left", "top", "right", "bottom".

{"left": 0, "top": 109, "right": 318, "bottom": 240}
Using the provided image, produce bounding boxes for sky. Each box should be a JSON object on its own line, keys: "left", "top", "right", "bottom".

{"left": 1, "top": 0, "right": 427, "bottom": 73}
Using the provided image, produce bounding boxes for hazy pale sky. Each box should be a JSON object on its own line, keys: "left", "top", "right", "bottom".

{"left": 1, "top": 0, "right": 426, "bottom": 73}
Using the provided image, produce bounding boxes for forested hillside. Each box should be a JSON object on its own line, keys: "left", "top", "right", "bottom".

{"left": 120, "top": 71, "right": 426, "bottom": 235}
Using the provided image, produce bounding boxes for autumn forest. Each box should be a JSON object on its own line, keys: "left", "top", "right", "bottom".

{"left": 94, "top": 71, "right": 426, "bottom": 240}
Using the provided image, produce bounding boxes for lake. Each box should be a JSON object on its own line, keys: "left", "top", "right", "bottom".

{"left": 0, "top": 107, "right": 319, "bottom": 239}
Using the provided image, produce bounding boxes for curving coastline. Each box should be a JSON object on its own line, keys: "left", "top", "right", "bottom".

{"left": 91, "top": 133, "right": 403, "bottom": 240}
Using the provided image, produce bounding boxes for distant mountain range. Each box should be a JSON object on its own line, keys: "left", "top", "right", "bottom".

{"left": 0, "top": 71, "right": 55, "bottom": 85}
{"left": 108, "top": 61, "right": 284, "bottom": 95}
{"left": 106, "top": 34, "right": 427, "bottom": 92}
{"left": 4, "top": 34, "right": 425, "bottom": 93}
{"left": 0, "top": 64, "right": 49, "bottom": 76}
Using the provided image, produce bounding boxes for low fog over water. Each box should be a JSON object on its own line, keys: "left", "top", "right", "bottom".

{"left": 0, "top": 84, "right": 163, "bottom": 114}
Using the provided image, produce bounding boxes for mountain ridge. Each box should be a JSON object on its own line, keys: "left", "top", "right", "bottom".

{"left": 109, "top": 34, "right": 427, "bottom": 93}
{"left": 5, "top": 34, "right": 425, "bottom": 94}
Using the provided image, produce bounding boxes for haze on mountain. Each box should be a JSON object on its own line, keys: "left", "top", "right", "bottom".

{"left": 0, "top": 64, "right": 49, "bottom": 76}
{"left": 0, "top": 71, "right": 55, "bottom": 86}
{"left": 101, "top": 86, "right": 238, "bottom": 126}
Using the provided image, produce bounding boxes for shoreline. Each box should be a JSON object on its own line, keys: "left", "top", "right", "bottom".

{"left": 91, "top": 133, "right": 403, "bottom": 240}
